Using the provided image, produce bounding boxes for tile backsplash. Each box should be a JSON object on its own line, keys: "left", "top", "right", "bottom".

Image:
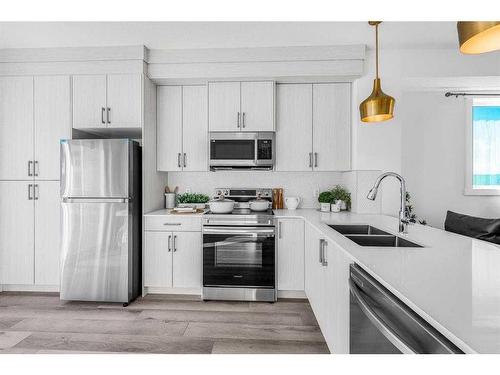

{"left": 167, "top": 171, "right": 343, "bottom": 208}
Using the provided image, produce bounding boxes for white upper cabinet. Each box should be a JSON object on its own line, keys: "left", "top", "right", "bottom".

{"left": 34, "top": 181, "right": 61, "bottom": 286}
{"left": 209, "top": 81, "right": 275, "bottom": 132}
{"left": 0, "top": 77, "right": 34, "bottom": 180}
{"left": 312, "top": 83, "right": 351, "bottom": 171}
{"left": 240, "top": 81, "right": 275, "bottom": 131}
{"left": 275, "top": 84, "right": 313, "bottom": 171}
{"left": 275, "top": 82, "right": 351, "bottom": 172}
{"left": 157, "top": 85, "right": 208, "bottom": 172}
{"left": 72, "top": 75, "right": 107, "bottom": 129}
{"left": 0, "top": 181, "right": 34, "bottom": 285}
{"left": 182, "top": 86, "right": 208, "bottom": 171}
{"left": 34, "top": 76, "right": 71, "bottom": 180}
{"left": 157, "top": 86, "right": 183, "bottom": 171}
{"left": 277, "top": 218, "right": 305, "bottom": 291}
{"left": 73, "top": 74, "right": 142, "bottom": 129}
{"left": 208, "top": 82, "right": 241, "bottom": 132}
{"left": 106, "top": 74, "right": 142, "bottom": 128}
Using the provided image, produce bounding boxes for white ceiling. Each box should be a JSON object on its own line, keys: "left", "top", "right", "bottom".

{"left": 0, "top": 22, "right": 459, "bottom": 50}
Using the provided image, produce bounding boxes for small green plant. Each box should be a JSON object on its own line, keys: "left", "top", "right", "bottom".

{"left": 405, "top": 192, "right": 427, "bottom": 225}
{"left": 318, "top": 191, "right": 334, "bottom": 204}
{"left": 177, "top": 193, "right": 210, "bottom": 204}
{"left": 330, "top": 185, "right": 351, "bottom": 210}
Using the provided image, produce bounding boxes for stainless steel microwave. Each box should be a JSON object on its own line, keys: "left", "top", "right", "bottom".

{"left": 209, "top": 132, "right": 275, "bottom": 171}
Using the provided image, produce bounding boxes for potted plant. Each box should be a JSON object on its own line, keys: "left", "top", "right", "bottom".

{"left": 330, "top": 185, "right": 351, "bottom": 211}
{"left": 176, "top": 193, "right": 210, "bottom": 209}
{"left": 318, "top": 191, "right": 333, "bottom": 212}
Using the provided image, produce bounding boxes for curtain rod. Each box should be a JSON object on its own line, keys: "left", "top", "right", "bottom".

{"left": 445, "top": 92, "right": 500, "bottom": 98}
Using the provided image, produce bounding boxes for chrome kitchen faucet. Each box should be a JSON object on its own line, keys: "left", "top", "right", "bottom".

{"left": 367, "top": 172, "right": 410, "bottom": 234}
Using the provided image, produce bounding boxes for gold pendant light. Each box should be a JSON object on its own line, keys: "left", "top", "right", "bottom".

{"left": 457, "top": 21, "right": 500, "bottom": 54}
{"left": 359, "top": 21, "right": 395, "bottom": 123}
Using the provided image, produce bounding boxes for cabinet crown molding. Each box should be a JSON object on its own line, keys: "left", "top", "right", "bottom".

{"left": 0, "top": 45, "right": 147, "bottom": 63}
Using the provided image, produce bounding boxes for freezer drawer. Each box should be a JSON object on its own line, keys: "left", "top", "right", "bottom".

{"left": 60, "top": 201, "right": 131, "bottom": 302}
{"left": 60, "top": 139, "right": 130, "bottom": 198}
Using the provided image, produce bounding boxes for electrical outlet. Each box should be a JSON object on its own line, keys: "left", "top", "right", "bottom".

{"left": 313, "top": 188, "right": 320, "bottom": 197}
{"left": 185, "top": 188, "right": 191, "bottom": 193}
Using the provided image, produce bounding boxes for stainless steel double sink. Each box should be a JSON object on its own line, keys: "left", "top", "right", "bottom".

{"left": 328, "top": 224, "right": 423, "bottom": 248}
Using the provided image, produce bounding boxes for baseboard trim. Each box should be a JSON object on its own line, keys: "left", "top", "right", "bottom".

{"left": 277, "top": 290, "right": 307, "bottom": 299}
{"left": 1, "top": 284, "right": 59, "bottom": 292}
{"left": 144, "top": 286, "right": 202, "bottom": 295}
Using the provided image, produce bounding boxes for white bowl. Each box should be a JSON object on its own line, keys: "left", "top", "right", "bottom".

{"left": 249, "top": 199, "right": 269, "bottom": 212}
{"left": 208, "top": 199, "right": 235, "bottom": 214}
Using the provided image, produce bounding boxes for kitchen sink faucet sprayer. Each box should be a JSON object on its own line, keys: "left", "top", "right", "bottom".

{"left": 367, "top": 172, "right": 410, "bottom": 234}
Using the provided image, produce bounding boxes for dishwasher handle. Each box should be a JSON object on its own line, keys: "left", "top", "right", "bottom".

{"left": 349, "top": 278, "right": 417, "bottom": 354}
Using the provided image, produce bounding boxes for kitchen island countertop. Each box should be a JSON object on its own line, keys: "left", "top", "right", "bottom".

{"left": 273, "top": 209, "right": 500, "bottom": 354}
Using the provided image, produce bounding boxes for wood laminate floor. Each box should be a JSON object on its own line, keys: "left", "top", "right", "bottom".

{"left": 0, "top": 293, "right": 329, "bottom": 354}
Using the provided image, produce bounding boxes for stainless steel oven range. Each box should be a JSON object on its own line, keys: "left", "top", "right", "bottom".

{"left": 202, "top": 188, "right": 276, "bottom": 302}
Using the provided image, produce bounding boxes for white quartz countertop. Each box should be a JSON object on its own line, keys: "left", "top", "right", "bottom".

{"left": 274, "top": 208, "right": 500, "bottom": 354}
{"left": 144, "top": 208, "right": 207, "bottom": 217}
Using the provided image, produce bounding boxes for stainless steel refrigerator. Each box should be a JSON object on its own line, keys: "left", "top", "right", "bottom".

{"left": 60, "top": 139, "right": 141, "bottom": 304}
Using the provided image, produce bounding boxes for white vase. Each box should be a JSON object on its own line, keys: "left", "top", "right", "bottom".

{"left": 331, "top": 201, "right": 341, "bottom": 213}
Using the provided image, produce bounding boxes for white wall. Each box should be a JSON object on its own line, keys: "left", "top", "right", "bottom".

{"left": 352, "top": 47, "right": 500, "bottom": 221}
{"left": 401, "top": 92, "right": 500, "bottom": 228}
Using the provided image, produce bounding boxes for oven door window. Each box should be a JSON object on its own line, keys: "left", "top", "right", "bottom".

{"left": 210, "top": 140, "right": 255, "bottom": 160}
{"left": 203, "top": 232, "right": 275, "bottom": 287}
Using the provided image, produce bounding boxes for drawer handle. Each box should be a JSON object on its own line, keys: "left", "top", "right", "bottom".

{"left": 163, "top": 223, "right": 182, "bottom": 226}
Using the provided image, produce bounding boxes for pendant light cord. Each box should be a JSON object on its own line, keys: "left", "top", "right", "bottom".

{"left": 375, "top": 23, "right": 379, "bottom": 79}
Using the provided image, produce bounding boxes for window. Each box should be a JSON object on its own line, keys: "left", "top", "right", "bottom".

{"left": 465, "top": 98, "right": 500, "bottom": 195}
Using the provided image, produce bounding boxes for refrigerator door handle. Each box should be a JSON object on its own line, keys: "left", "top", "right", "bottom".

{"left": 62, "top": 197, "right": 131, "bottom": 203}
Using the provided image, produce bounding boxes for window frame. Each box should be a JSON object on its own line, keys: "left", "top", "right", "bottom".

{"left": 464, "top": 97, "right": 500, "bottom": 196}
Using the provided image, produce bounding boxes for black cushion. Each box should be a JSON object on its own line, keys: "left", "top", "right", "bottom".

{"left": 444, "top": 210, "right": 500, "bottom": 245}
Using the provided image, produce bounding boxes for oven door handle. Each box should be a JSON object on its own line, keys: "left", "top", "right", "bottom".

{"left": 203, "top": 227, "right": 275, "bottom": 236}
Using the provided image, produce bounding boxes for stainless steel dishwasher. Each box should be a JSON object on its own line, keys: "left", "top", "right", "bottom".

{"left": 349, "top": 264, "right": 464, "bottom": 354}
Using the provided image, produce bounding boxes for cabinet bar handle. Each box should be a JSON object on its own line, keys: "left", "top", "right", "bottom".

{"left": 318, "top": 239, "right": 323, "bottom": 263}
{"left": 168, "top": 235, "right": 172, "bottom": 252}
{"left": 309, "top": 153, "right": 313, "bottom": 168}
{"left": 237, "top": 112, "right": 241, "bottom": 128}
{"left": 34, "top": 184, "right": 39, "bottom": 200}
{"left": 28, "top": 160, "right": 33, "bottom": 177}
{"left": 101, "top": 107, "right": 106, "bottom": 124}
{"left": 242, "top": 112, "right": 246, "bottom": 128}
{"left": 177, "top": 153, "right": 181, "bottom": 168}
{"left": 34, "top": 161, "right": 39, "bottom": 177}
{"left": 107, "top": 107, "right": 111, "bottom": 124}
{"left": 28, "top": 184, "right": 33, "bottom": 200}
{"left": 183, "top": 153, "right": 187, "bottom": 168}
{"left": 321, "top": 240, "right": 328, "bottom": 267}
{"left": 314, "top": 153, "right": 318, "bottom": 168}
{"left": 173, "top": 235, "right": 177, "bottom": 252}
{"left": 163, "top": 223, "right": 182, "bottom": 226}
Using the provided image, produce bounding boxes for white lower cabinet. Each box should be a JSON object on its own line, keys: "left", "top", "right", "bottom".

{"left": 144, "top": 231, "right": 173, "bottom": 287}
{"left": 0, "top": 180, "right": 60, "bottom": 287}
{"left": 34, "top": 181, "right": 61, "bottom": 286}
{"left": 277, "top": 218, "right": 304, "bottom": 291}
{"left": 0, "top": 181, "right": 35, "bottom": 285}
{"left": 304, "top": 222, "right": 351, "bottom": 354}
{"left": 172, "top": 232, "right": 202, "bottom": 288}
{"left": 144, "top": 230, "right": 202, "bottom": 291}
